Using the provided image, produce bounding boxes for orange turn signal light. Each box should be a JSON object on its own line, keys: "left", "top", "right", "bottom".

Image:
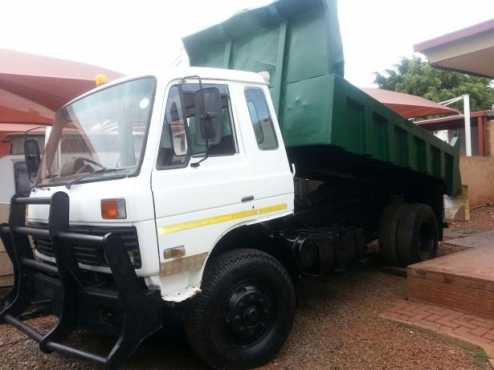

{"left": 101, "top": 199, "right": 127, "bottom": 220}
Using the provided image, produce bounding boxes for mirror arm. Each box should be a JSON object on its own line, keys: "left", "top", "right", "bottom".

{"left": 190, "top": 152, "right": 209, "bottom": 168}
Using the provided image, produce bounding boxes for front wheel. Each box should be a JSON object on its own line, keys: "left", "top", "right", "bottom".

{"left": 185, "top": 249, "right": 296, "bottom": 369}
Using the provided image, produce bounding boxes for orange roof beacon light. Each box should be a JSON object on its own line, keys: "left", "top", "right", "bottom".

{"left": 101, "top": 199, "right": 127, "bottom": 219}
{"left": 95, "top": 73, "right": 109, "bottom": 87}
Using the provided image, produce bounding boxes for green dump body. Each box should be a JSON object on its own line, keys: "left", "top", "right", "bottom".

{"left": 183, "top": 0, "right": 461, "bottom": 195}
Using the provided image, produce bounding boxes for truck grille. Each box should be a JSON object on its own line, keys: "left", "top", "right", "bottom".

{"left": 32, "top": 225, "right": 141, "bottom": 269}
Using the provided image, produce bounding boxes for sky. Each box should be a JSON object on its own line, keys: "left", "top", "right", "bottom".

{"left": 2, "top": 0, "right": 494, "bottom": 87}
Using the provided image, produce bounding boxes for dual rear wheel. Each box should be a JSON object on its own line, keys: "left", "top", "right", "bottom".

{"left": 379, "top": 203, "right": 439, "bottom": 267}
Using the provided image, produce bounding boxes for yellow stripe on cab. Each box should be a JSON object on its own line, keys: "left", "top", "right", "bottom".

{"left": 160, "top": 203, "right": 288, "bottom": 235}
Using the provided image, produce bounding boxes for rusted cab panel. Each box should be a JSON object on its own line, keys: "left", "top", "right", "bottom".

{"left": 183, "top": 0, "right": 460, "bottom": 195}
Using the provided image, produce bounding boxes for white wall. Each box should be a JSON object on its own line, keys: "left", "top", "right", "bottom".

{"left": 0, "top": 155, "right": 21, "bottom": 278}
{"left": 0, "top": 155, "right": 24, "bottom": 205}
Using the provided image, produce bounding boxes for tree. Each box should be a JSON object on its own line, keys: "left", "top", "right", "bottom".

{"left": 375, "top": 57, "right": 494, "bottom": 112}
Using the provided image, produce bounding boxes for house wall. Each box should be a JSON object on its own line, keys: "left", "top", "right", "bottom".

{"left": 486, "top": 120, "right": 494, "bottom": 156}
{"left": 0, "top": 134, "right": 10, "bottom": 274}
{"left": 0, "top": 133, "right": 10, "bottom": 157}
{"left": 460, "top": 155, "right": 494, "bottom": 207}
{"left": 0, "top": 154, "right": 16, "bottom": 278}
{"left": 0, "top": 204, "right": 12, "bottom": 277}
{"left": 446, "top": 119, "right": 494, "bottom": 209}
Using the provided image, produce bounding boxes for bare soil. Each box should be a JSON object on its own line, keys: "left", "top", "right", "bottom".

{"left": 1, "top": 207, "right": 492, "bottom": 369}
{"left": 0, "top": 257, "right": 489, "bottom": 370}
{"left": 450, "top": 206, "right": 494, "bottom": 234}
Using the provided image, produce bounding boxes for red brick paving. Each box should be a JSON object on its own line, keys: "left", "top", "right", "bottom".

{"left": 381, "top": 299, "right": 494, "bottom": 364}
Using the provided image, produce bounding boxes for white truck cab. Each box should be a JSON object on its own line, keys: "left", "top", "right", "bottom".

{"left": 28, "top": 68, "right": 294, "bottom": 302}
{"left": 0, "top": 68, "right": 303, "bottom": 369}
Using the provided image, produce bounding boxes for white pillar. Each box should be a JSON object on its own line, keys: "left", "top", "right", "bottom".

{"left": 464, "top": 94, "right": 472, "bottom": 157}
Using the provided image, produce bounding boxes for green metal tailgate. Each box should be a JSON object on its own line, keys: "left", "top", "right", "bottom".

{"left": 183, "top": 0, "right": 461, "bottom": 195}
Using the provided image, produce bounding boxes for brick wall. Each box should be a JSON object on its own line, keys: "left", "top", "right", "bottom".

{"left": 487, "top": 120, "right": 494, "bottom": 156}
{"left": 408, "top": 267, "right": 494, "bottom": 320}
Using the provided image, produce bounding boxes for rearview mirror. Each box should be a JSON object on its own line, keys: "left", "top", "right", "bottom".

{"left": 194, "top": 87, "right": 223, "bottom": 147}
{"left": 24, "top": 138, "right": 41, "bottom": 180}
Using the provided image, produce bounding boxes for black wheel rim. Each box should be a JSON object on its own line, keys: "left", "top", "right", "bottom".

{"left": 224, "top": 281, "right": 275, "bottom": 346}
{"left": 417, "top": 221, "right": 436, "bottom": 260}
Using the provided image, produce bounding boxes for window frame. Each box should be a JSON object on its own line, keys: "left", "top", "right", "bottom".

{"left": 156, "top": 82, "right": 239, "bottom": 171}
{"left": 244, "top": 86, "right": 279, "bottom": 151}
{"left": 37, "top": 76, "right": 157, "bottom": 188}
{"left": 156, "top": 84, "right": 191, "bottom": 170}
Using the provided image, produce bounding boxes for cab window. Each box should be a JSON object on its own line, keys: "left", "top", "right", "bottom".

{"left": 245, "top": 87, "right": 278, "bottom": 150}
{"left": 157, "top": 84, "right": 236, "bottom": 169}
{"left": 157, "top": 86, "right": 188, "bottom": 169}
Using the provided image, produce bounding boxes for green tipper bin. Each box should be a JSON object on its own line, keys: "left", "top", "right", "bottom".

{"left": 183, "top": 0, "right": 461, "bottom": 195}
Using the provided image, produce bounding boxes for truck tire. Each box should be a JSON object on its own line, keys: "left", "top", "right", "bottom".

{"left": 378, "top": 203, "right": 405, "bottom": 265}
{"left": 396, "top": 204, "right": 439, "bottom": 266}
{"left": 185, "top": 249, "right": 296, "bottom": 369}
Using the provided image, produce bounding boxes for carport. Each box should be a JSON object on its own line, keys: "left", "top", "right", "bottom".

{"left": 363, "top": 88, "right": 458, "bottom": 119}
{"left": 415, "top": 19, "right": 494, "bottom": 78}
{"left": 415, "top": 20, "right": 494, "bottom": 207}
{"left": 0, "top": 49, "right": 123, "bottom": 156}
{"left": 0, "top": 49, "right": 123, "bottom": 282}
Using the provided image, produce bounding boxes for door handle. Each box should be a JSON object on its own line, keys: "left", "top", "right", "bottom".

{"left": 241, "top": 195, "right": 255, "bottom": 203}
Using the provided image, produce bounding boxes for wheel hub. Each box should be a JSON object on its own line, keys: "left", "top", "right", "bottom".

{"left": 225, "top": 284, "right": 273, "bottom": 345}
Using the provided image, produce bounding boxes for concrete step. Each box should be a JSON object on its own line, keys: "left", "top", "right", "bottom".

{"left": 408, "top": 244, "right": 494, "bottom": 319}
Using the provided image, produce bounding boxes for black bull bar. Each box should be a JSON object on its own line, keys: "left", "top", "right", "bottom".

{"left": 0, "top": 192, "right": 163, "bottom": 369}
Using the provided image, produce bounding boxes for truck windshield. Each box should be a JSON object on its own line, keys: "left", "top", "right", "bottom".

{"left": 38, "top": 77, "right": 156, "bottom": 187}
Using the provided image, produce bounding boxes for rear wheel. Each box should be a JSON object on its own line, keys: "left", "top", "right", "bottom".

{"left": 185, "top": 249, "right": 296, "bottom": 369}
{"left": 396, "top": 204, "right": 439, "bottom": 266}
{"left": 379, "top": 203, "right": 405, "bottom": 265}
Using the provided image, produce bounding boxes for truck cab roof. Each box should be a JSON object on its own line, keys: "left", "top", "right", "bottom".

{"left": 64, "top": 67, "right": 268, "bottom": 109}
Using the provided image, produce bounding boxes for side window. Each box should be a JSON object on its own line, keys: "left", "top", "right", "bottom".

{"left": 157, "top": 83, "right": 237, "bottom": 169}
{"left": 157, "top": 86, "right": 189, "bottom": 169}
{"left": 183, "top": 84, "right": 236, "bottom": 157}
{"left": 245, "top": 88, "right": 278, "bottom": 150}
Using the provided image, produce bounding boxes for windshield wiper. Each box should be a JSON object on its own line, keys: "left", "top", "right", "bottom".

{"left": 65, "top": 168, "right": 124, "bottom": 189}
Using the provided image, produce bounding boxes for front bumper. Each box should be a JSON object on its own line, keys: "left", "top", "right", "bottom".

{"left": 0, "top": 192, "right": 163, "bottom": 369}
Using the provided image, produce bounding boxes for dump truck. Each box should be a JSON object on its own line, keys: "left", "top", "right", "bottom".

{"left": 0, "top": 0, "right": 460, "bottom": 369}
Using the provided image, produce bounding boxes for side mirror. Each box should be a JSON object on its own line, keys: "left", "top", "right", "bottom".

{"left": 195, "top": 87, "right": 223, "bottom": 147}
{"left": 14, "top": 161, "right": 32, "bottom": 196}
{"left": 24, "top": 138, "right": 41, "bottom": 180}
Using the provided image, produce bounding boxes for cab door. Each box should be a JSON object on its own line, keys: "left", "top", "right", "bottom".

{"left": 150, "top": 82, "right": 254, "bottom": 292}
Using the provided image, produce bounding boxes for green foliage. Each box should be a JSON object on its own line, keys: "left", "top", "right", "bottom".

{"left": 375, "top": 57, "right": 494, "bottom": 111}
